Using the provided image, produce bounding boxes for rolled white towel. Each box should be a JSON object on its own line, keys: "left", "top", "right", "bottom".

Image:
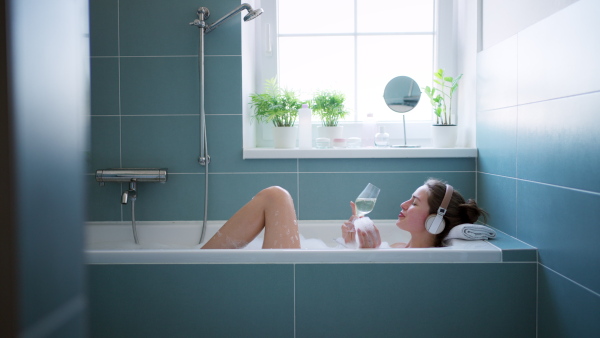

{"left": 443, "top": 223, "right": 496, "bottom": 246}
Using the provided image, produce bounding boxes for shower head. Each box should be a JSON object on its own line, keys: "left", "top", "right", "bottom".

{"left": 199, "top": 3, "right": 264, "bottom": 34}
{"left": 244, "top": 8, "right": 263, "bottom": 22}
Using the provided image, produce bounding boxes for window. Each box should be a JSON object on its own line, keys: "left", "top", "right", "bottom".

{"left": 258, "top": 0, "right": 441, "bottom": 122}
{"left": 245, "top": 0, "right": 460, "bottom": 154}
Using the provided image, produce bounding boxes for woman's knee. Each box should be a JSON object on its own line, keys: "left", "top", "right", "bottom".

{"left": 258, "top": 186, "right": 292, "bottom": 203}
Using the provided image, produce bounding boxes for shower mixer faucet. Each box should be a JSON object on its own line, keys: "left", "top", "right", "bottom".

{"left": 96, "top": 168, "right": 167, "bottom": 245}
{"left": 121, "top": 180, "right": 137, "bottom": 205}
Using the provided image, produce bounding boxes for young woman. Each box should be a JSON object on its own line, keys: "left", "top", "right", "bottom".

{"left": 201, "top": 179, "right": 486, "bottom": 249}
{"left": 342, "top": 179, "right": 487, "bottom": 248}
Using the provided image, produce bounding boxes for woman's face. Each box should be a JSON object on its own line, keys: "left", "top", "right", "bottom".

{"left": 396, "top": 185, "right": 432, "bottom": 233}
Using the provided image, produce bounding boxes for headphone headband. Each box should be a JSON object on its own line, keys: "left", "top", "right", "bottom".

{"left": 439, "top": 184, "right": 453, "bottom": 214}
{"left": 425, "top": 184, "right": 453, "bottom": 235}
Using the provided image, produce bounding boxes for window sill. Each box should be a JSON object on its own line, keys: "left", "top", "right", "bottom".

{"left": 243, "top": 147, "right": 477, "bottom": 159}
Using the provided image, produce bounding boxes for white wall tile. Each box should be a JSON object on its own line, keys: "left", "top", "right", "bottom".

{"left": 518, "top": 0, "right": 600, "bottom": 104}
{"left": 477, "top": 35, "right": 518, "bottom": 112}
{"left": 483, "top": 0, "right": 579, "bottom": 50}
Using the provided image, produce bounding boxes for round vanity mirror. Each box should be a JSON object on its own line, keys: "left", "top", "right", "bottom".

{"left": 383, "top": 76, "right": 422, "bottom": 148}
{"left": 383, "top": 76, "right": 421, "bottom": 113}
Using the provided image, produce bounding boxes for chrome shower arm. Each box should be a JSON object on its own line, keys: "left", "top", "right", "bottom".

{"left": 204, "top": 3, "right": 260, "bottom": 34}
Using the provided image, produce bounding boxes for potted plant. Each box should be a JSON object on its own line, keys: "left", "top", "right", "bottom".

{"left": 424, "top": 69, "right": 463, "bottom": 148}
{"left": 250, "top": 78, "right": 302, "bottom": 148}
{"left": 311, "top": 90, "right": 349, "bottom": 140}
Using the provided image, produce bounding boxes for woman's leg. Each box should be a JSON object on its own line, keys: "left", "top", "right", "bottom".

{"left": 201, "top": 186, "right": 300, "bottom": 249}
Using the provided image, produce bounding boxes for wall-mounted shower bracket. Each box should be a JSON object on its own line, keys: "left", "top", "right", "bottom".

{"left": 199, "top": 155, "right": 211, "bottom": 166}
{"left": 189, "top": 7, "right": 209, "bottom": 28}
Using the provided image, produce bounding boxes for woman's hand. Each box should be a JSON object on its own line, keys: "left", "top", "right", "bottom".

{"left": 356, "top": 225, "right": 381, "bottom": 249}
{"left": 342, "top": 201, "right": 359, "bottom": 244}
{"left": 341, "top": 202, "right": 381, "bottom": 248}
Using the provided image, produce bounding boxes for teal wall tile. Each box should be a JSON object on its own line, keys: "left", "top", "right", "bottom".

{"left": 517, "top": 93, "right": 600, "bottom": 193}
{"left": 119, "top": 0, "right": 203, "bottom": 56}
{"left": 490, "top": 231, "right": 537, "bottom": 262}
{"left": 89, "top": 0, "right": 118, "bottom": 56}
{"left": 90, "top": 58, "right": 119, "bottom": 116}
{"left": 208, "top": 173, "right": 298, "bottom": 220}
{"left": 121, "top": 116, "right": 201, "bottom": 173}
{"left": 299, "top": 157, "right": 475, "bottom": 173}
{"left": 206, "top": 115, "right": 298, "bottom": 173}
{"left": 299, "top": 172, "right": 476, "bottom": 220}
{"left": 295, "top": 263, "right": 536, "bottom": 338}
{"left": 89, "top": 116, "right": 121, "bottom": 173}
{"left": 87, "top": 176, "right": 123, "bottom": 221}
{"left": 538, "top": 265, "right": 600, "bottom": 338}
{"left": 119, "top": 57, "right": 198, "bottom": 116}
{"left": 89, "top": 264, "right": 294, "bottom": 338}
{"left": 204, "top": 56, "right": 242, "bottom": 114}
{"left": 201, "top": 5, "right": 243, "bottom": 56}
{"left": 122, "top": 174, "right": 205, "bottom": 221}
{"left": 517, "top": 180, "right": 600, "bottom": 294}
{"left": 477, "top": 107, "right": 517, "bottom": 177}
{"left": 477, "top": 173, "right": 516, "bottom": 236}
{"left": 119, "top": 0, "right": 241, "bottom": 57}
{"left": 206, "top": 115, "right": 297, "bottom": 173}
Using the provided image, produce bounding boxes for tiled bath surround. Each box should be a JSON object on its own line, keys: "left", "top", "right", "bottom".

{"left": 477, "top": 0, "right": 600, "bottom": 336}
{"left": 87, "top": 0, "right": 599, "bottom": 337}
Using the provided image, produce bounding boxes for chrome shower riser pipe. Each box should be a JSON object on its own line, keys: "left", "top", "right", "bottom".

{"left": 190, "top": 4, "right": 262, "bottom": 244}
{"left": 196, "top": 9, "right": 210, "bottom": 244}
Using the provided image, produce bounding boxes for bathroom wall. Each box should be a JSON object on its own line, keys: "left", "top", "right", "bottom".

{"left": 476, "top": 0, "right": 600, "bottom": 336}
{"left": 88, "top": 0, "right": 476, "bottom": 223}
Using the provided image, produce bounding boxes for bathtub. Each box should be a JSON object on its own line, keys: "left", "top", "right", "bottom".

{"left": 85, "top": 220, "right": 501, "bottom": 264}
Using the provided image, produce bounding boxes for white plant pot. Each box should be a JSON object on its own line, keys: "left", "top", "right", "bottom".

{"left": 432, "top": 124, "right": 457, "bottom": 148}
{"left": 273, "top": 126, "right": 298, "bottom": 149}
{"left": 317, "top": 126, "right": 343, "bottom": 140}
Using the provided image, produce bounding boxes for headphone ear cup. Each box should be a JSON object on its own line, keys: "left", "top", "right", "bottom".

{"left": 425, "top": 214, "right": 445, "bottom": 235}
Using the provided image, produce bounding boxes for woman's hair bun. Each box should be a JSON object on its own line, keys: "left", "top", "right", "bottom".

{"left": 459, "top": 199, "right": 487, "bottom": 224}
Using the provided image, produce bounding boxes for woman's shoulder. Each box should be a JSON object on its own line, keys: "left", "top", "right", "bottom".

{"left": 391, "top": 242, "right": 408, "bottom": 248}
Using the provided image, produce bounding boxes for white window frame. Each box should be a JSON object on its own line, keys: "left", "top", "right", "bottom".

{"left": 243, "top": 0, "right": 466, "bottom": 157}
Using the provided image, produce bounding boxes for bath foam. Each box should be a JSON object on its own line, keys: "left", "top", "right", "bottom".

{"left": 353, "top": 217, "right": 375, "bottom": 246}
{"left": 244, "top": 234, "right": 347, "bottom": 250}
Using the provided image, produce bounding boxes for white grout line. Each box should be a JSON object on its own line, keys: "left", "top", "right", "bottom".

{"left": 540, "top": 264, "right": 600, "bottom": 298}
{"left": 117, "top": 0, "right": 123, "bottom": 222}
{"left": 478, "top": 172, "right": 600, "bottom": 197}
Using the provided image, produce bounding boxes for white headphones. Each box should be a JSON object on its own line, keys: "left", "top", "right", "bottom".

{"left": 425, "top": 184, "right": 453, "bottom": 235}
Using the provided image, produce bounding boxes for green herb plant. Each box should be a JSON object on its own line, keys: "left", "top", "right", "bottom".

{"left": 311, "top": 90, "right": 349, "bottom": 127}
{"left": 423, "top": 69, "right": 463, "bottom": 125}
{"left": 249, "top": 78, "right": 302, "bottom": 127}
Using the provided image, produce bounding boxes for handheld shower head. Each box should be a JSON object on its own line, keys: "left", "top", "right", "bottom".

{"left": 244, "top": 8, "right": 264, "bottom": 21}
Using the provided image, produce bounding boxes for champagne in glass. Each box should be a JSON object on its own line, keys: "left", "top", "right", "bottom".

{"left": 355, "top": 183, "right": 380, "bottom": 216}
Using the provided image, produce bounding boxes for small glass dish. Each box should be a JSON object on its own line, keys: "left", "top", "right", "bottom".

{"left": 315, "top": 137, "right": 330, "bottom": 149}
{"left": 346, "top": 137, "right": 362, "bottom": 148}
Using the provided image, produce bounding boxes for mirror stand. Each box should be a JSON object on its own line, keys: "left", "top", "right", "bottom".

{"left": 391, "top": 115, "right": 420, "bottom": 148}
{"left": 383, "top": 76, "right": 422, "bottom": 148}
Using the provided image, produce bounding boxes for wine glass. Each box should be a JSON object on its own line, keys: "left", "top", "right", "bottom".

{"left": 355, "top": 183, "right": 380, "bottom": 217}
